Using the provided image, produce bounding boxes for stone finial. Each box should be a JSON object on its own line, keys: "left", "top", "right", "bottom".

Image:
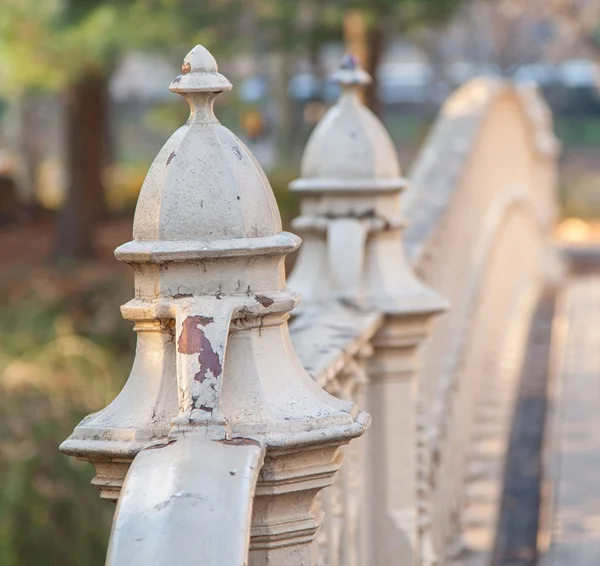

{"left": 288, "top": 54, "right": 446, "bottom": 314}
{"left": 61, "top": 44, "right": 369, "bottom": 538}
{"left": 169, "top": 44, "right": 232, "bottom": 93}
{"left": 127, "top": 44, "right": 280, "bottom": 246}
{"left": 331, "top": 53, "right": 372, "bottom": 86}
{"left": 291, "top": 53, "right": 402, "bottom": 191}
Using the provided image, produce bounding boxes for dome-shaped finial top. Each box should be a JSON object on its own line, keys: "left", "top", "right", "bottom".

{"left": 331, "top": 53, "right": 372, "bottom": 88}
{"left": 290, "top": 53, "right": 402, "bottom": 190}
{"left": 116, "top": 44, "right": 286, "bottom": 256}
{"left": 170, "top": 45, "right": 232, "bottom": 93}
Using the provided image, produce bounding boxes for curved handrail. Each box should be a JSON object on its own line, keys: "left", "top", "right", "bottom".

{"left": 107, "top": 435, "right": 265, "bottom": 566}
{"left": 68, "top": 61, "right": 561, "bottom": 566}
{"left": 403, "top": 79, "right": 559, "bottom": 564}
{"left": 403, "top": 78, "right": 558, "bottom": 266}
{"left": 424, "top": 190, "right": 545, "bottom": 460}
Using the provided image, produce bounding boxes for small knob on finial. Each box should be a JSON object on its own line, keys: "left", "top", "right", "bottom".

{"left": 170, "top": 45, "right": 232, "bottom": 94}
{"left": 332, "top": 53, "right": 372, "bottom": 87}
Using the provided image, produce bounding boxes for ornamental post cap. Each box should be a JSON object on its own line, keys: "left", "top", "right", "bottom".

{"left": 169, "top": 44, "right": 233, "bottom": 94}
{"left": 124, "top": 44, "right": 284, "bottom": 251}
{"left": 331, "top": 53, "right": 372, "bottom": 87}
{"left": 291, "top": 52, "right": 402, "bottom": 190}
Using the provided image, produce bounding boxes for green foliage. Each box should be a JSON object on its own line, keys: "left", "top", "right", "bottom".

{"left": 251, "top": 0, "right": 467, "bottom": 53}
{"left": 555, "top": 117, "right": 600, "bottom": 148}
{"left": 0, "top": 272, "right": 134, "bottom": 565}
{"left": 0, "top": 0, "right": 215, "bottom": 96}
{"left": 345, "top": 0, "right": 468, "bottom": 30}
{"left": 0, "top": 0, "right": 468, "bottom": 97}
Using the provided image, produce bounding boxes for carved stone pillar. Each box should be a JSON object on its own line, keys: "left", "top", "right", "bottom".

{"left": 61, "top": 45, "right": 369, "bottom": 566}
{"left": 288, "top": 55, "right": 447, "bottom": 565}
{"left": 366, "top": 316, "right": 440, "bottom": 566}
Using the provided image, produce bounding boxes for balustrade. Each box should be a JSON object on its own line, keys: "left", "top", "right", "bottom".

{"left": 60, "top": 45, "right": 559, "bottom": 566}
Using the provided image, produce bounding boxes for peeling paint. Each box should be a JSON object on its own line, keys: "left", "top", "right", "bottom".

{"left": 178, "top": 315, "right": 222, "bottom": 383}
{"left": 231, "top": 145, "right": 243, "bottom": 160}
{"left": 154, "top": 492, "right": 206, "bottom": 511}
{"left": 62, "top": 45, "right": 373, "bottom": 544}
{"left": 254, "top": 295, "right": 274, "bottom": 308}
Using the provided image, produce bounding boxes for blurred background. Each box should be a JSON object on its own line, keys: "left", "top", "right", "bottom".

{"left": 0, "top": 0, "right": 599, "bottom": 564}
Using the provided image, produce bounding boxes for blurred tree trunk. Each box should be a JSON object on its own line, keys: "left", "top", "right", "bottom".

{"left": 365, "top": 24, "right": 384, "bottom": 117}
{"left": 344, "top": 9, "right": 386, "bottom": 118}
{"left": 273, "top": 51, "right": 295, "bottom": 168}
{"left": 56, "top": 69, "right": 108, "bottom": 261}
{"left": 19, "top": 96, "right": 42, "bottom": 209}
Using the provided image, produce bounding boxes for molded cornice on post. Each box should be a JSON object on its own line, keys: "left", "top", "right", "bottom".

{"left": 61, "top": 45, "right": 369, "bottom": 565}
{"left": 289, "top": 55, "right": 446, "bottom": 317}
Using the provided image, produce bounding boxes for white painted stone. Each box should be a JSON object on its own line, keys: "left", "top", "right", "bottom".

{"left": 288, "top": 54, "right": 446, "bottom": 566}
{"left": 404, "top": 79, "right": 559, "bottom": 565}
{"left": 61, "top": 45, "right": 369, "bottom": 566}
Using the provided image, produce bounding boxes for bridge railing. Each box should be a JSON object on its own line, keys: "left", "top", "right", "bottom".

{"left": 405, "top": 78, "right": 559, "bottom": 566}
{"left": 60, "top": 45, "right": 559, "bottom": 566}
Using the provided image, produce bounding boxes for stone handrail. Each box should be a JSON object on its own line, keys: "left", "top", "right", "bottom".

{"left": 60, "top": 46, "right": 559, "bottom": 566}
{"left": 290, "top": 304, "right": 383, "bottom": 387}
{"left": 286, "top": 73, "right": 558, "bottom": 566}
{"left": 404, "top": 78, "right": 558, "bottom": 265}
{"left": 405, "top": 79, "right": 559, "bottom": 565}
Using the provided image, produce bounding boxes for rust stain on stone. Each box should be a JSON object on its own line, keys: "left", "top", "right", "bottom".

{"left": 254, "top": 295, "right": 274, "bottom": 308}
{"left": 167, "top": 151, "right": 176, "bottom": 165}
{"left": 177, "top": 315, "right": 221, "bottom": 383}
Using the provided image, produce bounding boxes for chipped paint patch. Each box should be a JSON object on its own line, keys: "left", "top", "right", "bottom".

{"left": 231, "top": 145, "right": 243, "bottom": 160}
{"left": 254, "top": 295, "right": 274, "bottom": 308}
{"left": 178, "top": 315, "right": 222, "bottom": 383}
{"left": 167, "top": 151, "right": 176, "bottom": 165}
{"left": 154, "top": 492, "right": 206, "bottom": 511}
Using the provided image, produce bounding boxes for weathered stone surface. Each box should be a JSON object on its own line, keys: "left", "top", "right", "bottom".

{"left": 61, "top": 45, "right": 369, "bottom": 566}
{"left": 288, "top": 54, "right": 446, "bottom": 566}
